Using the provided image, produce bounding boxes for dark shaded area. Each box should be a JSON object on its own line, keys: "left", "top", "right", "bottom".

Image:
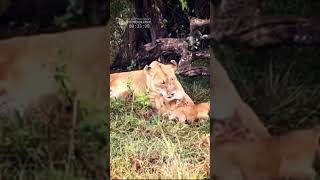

{"left": 0, "top": 0, "right": 109, "bottom": 40}
{"left": 111, "top": 0, "right": 191, "bottom": 69}
{"left": 188, "top": 0, "right": 210, "bottom": 19}
{"left": 111, "top": 0, "right": 210, "bottom": 76}
{"left": 211, "top": 0, "right": 320, "bottom": 47}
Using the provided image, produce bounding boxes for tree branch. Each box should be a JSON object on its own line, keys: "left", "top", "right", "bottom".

{"left": 177, "top": 66, "right": 209, "bottom": 76}
{"left": 190, "top": 17, "right": 210, "bottom": 33}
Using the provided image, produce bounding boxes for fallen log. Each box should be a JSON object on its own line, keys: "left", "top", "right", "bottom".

{"left": 135, "top": 38, "right": 209, "bottom": 76}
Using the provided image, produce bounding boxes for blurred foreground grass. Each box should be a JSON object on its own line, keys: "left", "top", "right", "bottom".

{"left": 0, "top": 97, "right": 107, "bottom": 180}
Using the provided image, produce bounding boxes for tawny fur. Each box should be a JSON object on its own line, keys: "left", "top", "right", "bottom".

{"left": 110, "top": 60, "right": 194, "bottom": 105}
{"left": 212, "top": 118, "right": 259, "bottom": 145}
{"left": 150, "top": 92, "right": 209, "bottom": 123}
{"left": 169, "top": 101, "right": 210, "bottom": 123}
{"left": 214, "top": 127, "right": 320, "bottom": 180}
{"left": 0, "top": 26, "right": 108, "bottom": 110}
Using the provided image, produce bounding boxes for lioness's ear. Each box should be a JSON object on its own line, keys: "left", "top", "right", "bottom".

{"left": 170, "top": 60, "right": 177, "bottom": 70}
{"left": 144, "top": 65, "right": 151, "bottom": 74}
{"left": 149, "top": 61, "right": 159, "bottom": 68}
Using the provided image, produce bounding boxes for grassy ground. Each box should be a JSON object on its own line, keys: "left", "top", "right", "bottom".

{"left": 110, "top": 76, "right": 210, "bottom": 179}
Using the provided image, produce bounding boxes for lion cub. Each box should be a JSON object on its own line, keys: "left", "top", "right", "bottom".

{"left": 170, "top": 101, "right": 210, "bottom": 123}
{"left": 150, "top": 92, "right": 209, "bottom": 123}
{"left": 214, "top": 127, "right": 320, "bottom": 180}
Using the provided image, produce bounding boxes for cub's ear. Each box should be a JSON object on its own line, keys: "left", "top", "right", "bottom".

{"left": 170, "top": 60, "right": 177, "bottom": 70}
{"left": 144, "top": 65, "right": 151, "bottom": 74}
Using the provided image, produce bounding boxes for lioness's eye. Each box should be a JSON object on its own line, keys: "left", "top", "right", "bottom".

{"left": 170, "top": 78, "right": 174, "bottom": 81}
{"left": 161, "top": 81, "right": 165, "bottom": 84}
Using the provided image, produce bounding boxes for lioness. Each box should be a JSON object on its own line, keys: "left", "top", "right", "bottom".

{"left": 110, "top": 60, "right": 194, "bottom": 105}
{"left": 214, "top": 127, "right": 320, "bottom": 180}
{"left": 0, "top": 26, "right": 108, "bottom": 113}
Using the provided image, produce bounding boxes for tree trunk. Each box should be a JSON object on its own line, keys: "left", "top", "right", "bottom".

{"left": 111, "top": 0, "right": 168, "bottom": 70}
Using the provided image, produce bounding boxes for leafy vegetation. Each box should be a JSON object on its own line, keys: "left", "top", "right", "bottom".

{"left": 179, "top": 0, "right": 189, "bottom": 11}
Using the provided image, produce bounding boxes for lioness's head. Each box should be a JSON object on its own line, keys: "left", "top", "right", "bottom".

{"left": 144, "top": 60, "right": 184, "bottom": 101}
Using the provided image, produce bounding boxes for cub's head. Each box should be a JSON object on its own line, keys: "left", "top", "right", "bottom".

{"left": 144, "top": 60, "right": 184, "bottom": 101}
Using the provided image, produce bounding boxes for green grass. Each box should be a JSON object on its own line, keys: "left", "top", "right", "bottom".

{"left": 110, "top": 77, "right": 210, "bottom": 179}
{"left": 179, "top": 76, "right": 210, "bottom": 103}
